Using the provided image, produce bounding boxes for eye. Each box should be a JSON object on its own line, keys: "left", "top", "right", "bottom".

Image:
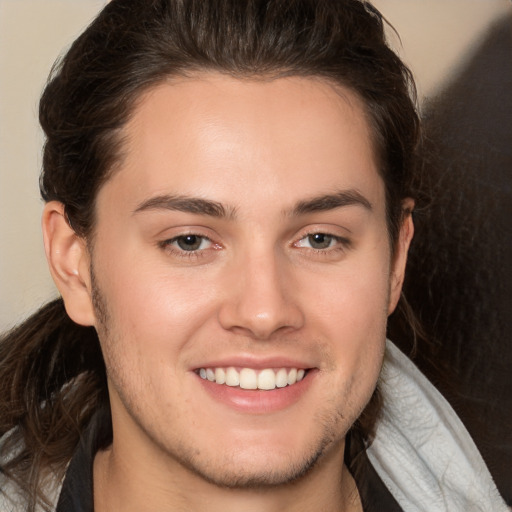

{"left": 166, "top": 234, "right": 212, "bottom": 252}
{"left": 295, "top": 233, "right": 341, "bottom": 250}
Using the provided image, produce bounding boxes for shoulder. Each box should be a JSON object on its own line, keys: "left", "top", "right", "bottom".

{"left": 367, "top": 340, "right": 509, "bottom": 512}
{"left": 0, "top": 429, "right": 25, "bottom": 511}
{"left": 0, "top": 469, "right": 62, "bottom": 512}
{"left": 0, "top": 429, "right": 63, "bottom": 512}
{"left": 0, "top": 475, "right": 27, "bottom": 512}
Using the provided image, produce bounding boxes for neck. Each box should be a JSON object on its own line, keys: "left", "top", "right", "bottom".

{"left": 93, "top": 439, "right": 361, "bottom": 512}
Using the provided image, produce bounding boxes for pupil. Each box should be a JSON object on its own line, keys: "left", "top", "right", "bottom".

{"left": 308, "top": 233, "right": 332, "bottom": 249}
{"left": 177, "top": 235, "right": 201, "bottom": 251}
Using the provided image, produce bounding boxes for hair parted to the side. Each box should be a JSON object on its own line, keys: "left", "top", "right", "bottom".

{"left": 0, "top": 1, "right": 421, "bottom": 510}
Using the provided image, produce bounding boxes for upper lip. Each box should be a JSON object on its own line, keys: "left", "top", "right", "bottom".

{"left": 191, "top": 355, "right": 315, "bottom": 371}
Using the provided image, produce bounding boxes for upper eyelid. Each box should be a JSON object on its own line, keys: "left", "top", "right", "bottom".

{"left": 294, "top": 233, "right": 349, "bottom": 247}
{"left": 157, "top": 226, "right": 351, "bottom": 247}
{"left": 294, "top": 226, "right": 351, "bottom": 241}
{"left": 298, "top": 229, "right": 347, "bottom": 238}
{"left": 167, "top": 233, "right": 211, "bottom": 241}
{"left": 163, "top": 233, "right": 213, "bottom": 247}
{"left": 159, "top": 235, "right": 217, "bottom": 259}
{"left": 158, "top": 227, "right": 215, "bottom": 242}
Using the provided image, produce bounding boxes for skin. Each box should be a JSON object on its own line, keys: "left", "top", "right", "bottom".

{"left": 43, "top": 74, "right": 414, "bottom": 512}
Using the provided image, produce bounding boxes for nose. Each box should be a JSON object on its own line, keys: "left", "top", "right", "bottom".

{"left": 218, "top": 251, "right": 305, "bottom": 340}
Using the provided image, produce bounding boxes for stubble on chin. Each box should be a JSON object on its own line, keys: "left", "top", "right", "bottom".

{"left": 88, "top": 262, "right": 363, "bottom": 493}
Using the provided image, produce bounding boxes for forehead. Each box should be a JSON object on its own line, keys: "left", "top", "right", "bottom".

{"left": 99, "top": 73, "right": 383, "bottom": 216}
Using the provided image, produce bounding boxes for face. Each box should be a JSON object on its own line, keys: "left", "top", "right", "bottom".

{"left": 85, "top": 74, "right": 409, "bottom": 488}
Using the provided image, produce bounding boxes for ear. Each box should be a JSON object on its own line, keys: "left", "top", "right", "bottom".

{"left": 42, "top": 201, "right": 96, "bottom": 326}
{"left": 388, "top": 198, "right": 415, "bottom": 315}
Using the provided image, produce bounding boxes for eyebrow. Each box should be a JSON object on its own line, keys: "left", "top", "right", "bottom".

{"left": 133, "top": 189, "right": 372, "bottom": 219}
{"left": 291, "top": 189, "right": 372, "bottom": 215}
{"left": 133, "top": 194, "right": 235, "bottom": 218}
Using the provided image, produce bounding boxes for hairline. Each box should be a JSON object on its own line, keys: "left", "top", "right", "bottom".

{"left": 81, "top": 69, "right": 398, "bottom": 250}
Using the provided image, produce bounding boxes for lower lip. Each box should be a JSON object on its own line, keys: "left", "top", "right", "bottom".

{"left": 196, "top": 371, "right": 316, "bottom": 414}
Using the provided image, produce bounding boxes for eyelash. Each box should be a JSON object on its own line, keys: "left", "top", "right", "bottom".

{"left": 159, "top": 230, "right": 350, "bottom": 260}
{"left": 159, "top": 234, "right": 216, "bottom": 260}
{"left": 293, "top": 232, "right": 351, "bottom": 255}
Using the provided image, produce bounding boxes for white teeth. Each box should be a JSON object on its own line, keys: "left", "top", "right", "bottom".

{"left": 239, "top": 368, "right": 258, "bottom": 390}
{"left": 225, "top": 367, "right": 240, "bottom": 387}
{"left": 257, "top": 369, "right": 276, "bottom": 390}
{"left": 275, "top": 368, "right": 288, "bottom": 388}
{"left": 287, "top": 368, "right": 297, "bottom": 385}
{"left": 198, "top": 366, "right": 308, "bottom": 390}
{"left": 215, "top": 367, "right": 226, "bottom": 384}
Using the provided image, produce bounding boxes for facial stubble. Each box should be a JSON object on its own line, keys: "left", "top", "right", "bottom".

{"left": 89, "top": 262, "right": 373, "bottom": 491}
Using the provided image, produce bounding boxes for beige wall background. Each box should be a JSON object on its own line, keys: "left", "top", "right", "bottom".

{"left": 0, "top": 0, "right": 106, "bottom": 330}
{"left": 1, "top": 0, "right": 511, "bottom": 331}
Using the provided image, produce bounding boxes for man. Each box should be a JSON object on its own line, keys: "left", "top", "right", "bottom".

{"left": 0, "top": 1, "right": 507, "bottom": 511}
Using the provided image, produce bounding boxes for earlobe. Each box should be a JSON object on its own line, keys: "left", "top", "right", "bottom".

{"left": 388, "top": 199, "right": 415, "bottom": 315}
{"left": 42, "top": 201, "right": 96, "bottom": 326}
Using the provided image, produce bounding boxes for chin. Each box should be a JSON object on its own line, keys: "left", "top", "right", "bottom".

{"left": 186, "top": 449, "right": 325, "bottom": 489}
{"left": 174, "top": 427, "right": 340, "bottom": 490}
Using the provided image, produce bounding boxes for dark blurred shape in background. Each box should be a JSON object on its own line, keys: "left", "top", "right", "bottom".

{"left": 390, "top": 13, "right": 512, "bottom": 504}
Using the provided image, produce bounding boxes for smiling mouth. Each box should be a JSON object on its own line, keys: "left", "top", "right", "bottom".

{"left": 196, "top": 367, "right": 309, "bottom": 391}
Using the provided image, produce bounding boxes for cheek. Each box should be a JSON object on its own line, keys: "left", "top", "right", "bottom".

{"left": 93, "top": 262, "right": 216, "bottom": 420}
{"left": 121, "top": 277, "right": 212, "bottom": 339}
{"left": 309, "top": 254, "right": 391, "bottom": 335}
{"left": 306, "top": 252, "right": 390, "bottom": 393}
{"left": 92, "top": 244, "right": 221, "bottom": 365}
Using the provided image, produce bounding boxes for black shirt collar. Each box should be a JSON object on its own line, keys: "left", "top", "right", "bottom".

{"left": 56, "top": 408, "right": 110, "bottom": 512}
{"left": 56, "top": 414, "right": 402, "bottom": 512}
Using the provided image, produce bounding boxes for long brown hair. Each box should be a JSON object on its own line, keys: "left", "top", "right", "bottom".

{"left": 0, "top": 1, "right": 421, "bottom": 509}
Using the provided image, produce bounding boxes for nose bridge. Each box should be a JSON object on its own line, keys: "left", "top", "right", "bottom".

{"left": 218, "top": 245, "right": 303, "bottom": 339}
